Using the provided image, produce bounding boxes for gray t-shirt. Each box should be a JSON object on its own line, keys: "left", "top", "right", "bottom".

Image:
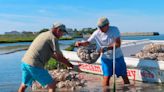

{"left": 22, "top": 31, "right": 61, "bottom": 68}
{"left": 87, "top": 26, "right": 123, "bottom": 59}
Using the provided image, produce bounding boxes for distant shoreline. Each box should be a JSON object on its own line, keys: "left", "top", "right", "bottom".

{"left": 83, "top": 32, "right": 160, "bottom": 39}
{"left": 0, "top": 34, "right": 73, "bottom": 43}
{"left": 1, "top": 39, "right": 164, "bottom": 55}
{"left": 121, "top": 32, "right": 159, "bottom": 36}
{"left": 0, "top": 32, "right": 160, "bottom": 43}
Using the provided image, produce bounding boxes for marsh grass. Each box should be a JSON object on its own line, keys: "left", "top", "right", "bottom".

{"left": 0, "top": 34, "right": 37, "bottom": 43}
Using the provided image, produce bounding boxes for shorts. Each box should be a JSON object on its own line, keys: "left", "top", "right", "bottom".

{"left": 101, "top": 56, "right": 127, "bottom": 77}
{"left": 21, "top": 62, "right": 53, "bottom": 87}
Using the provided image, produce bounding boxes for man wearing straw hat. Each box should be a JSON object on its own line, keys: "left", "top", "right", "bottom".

{"left": 18, "top": 22, "right": 77, "bottom": 92}
{"left": 75, "top": 17, "right": 130, "bottom": 87}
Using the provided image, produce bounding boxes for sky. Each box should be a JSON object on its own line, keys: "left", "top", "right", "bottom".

{"left": 0, "top": 0, "right": 164, "bottom": 34}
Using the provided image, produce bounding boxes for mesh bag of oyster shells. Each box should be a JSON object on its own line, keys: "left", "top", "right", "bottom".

{"left": 77, "top": 44, "right": 100, "bottom": 64}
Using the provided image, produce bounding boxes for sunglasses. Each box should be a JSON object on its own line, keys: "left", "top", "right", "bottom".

{"left": 98, "top": 24, "right": 108, "bottom": 29}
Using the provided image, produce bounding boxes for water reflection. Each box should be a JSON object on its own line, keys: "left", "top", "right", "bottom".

{"left": 0, "top": 45, "right": 28, "bottom": 55}
{"left": 0, "top": 42, "right": 31, "bottom": 47}
{"left": 0, "top": 51, "right": 24, "bottom": 92}
{"left": 0, "top": 41, "right": 73, "bottom": 92}
{"left": 0, "top": 40, "right": 164, "bottom": 92}
{"left": 0, "top": 41, "right": 73, "bottom": 55}
{"left": 76, "top": 79, "right": 164, "bottom": 92}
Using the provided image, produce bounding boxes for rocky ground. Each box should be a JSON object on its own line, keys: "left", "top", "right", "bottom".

{"left": 32, "top": 69, "right": 89, "bottom": 91}
{"left": 31, "top": 69, "right": 164, "bottom": 92}
{"left": 31, "top": 69, "right": 129, "bottom": 92}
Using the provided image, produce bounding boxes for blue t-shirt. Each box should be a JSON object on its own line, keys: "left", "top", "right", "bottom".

{"left": 87, "top": 26, "right": 123, "bottom": 59}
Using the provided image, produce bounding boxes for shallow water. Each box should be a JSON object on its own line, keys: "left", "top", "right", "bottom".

{"left": 0, "top": 51, "right": 164, "bottom": 92}
{"left": 1, "top": 41, "right": 164, "bottom": 92}
{"left": 98, "top": 81, "right": 164, "bottom": 92}
{"left": 73, "top": 73, "right": 164, "bottom": 92}
{"left": 32, "top": 70, "right": 164, "bottom": 92}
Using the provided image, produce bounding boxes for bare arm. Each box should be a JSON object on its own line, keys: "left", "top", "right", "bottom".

{"left": 75, "top": 41, "right": 90, "bottom": 47}
{"left": 100, "top": 37, "right": 121, "bottom": 52}
{"left": 108, "top": 37, "right": 121, "bottom": 49}
{"left": 52, "top": 52, "right": 73, "bottom": 68}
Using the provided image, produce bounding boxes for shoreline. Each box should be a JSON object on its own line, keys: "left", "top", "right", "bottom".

{"left": 1, "top": 40, "right": 164, "bottom": 92}
{"left": 121, "top": 32, "right": 159, "bottom": 36}
{"left": 0, "top": 40, "right": 164, "bottom": 55}
{"left": 0, "top": 32, "right": 162, "bottom": 44}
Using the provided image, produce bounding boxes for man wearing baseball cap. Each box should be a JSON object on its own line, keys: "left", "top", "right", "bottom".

{"left": 75, "top": 17, "right": 130, "bottom": 88}
{"left": 18, "top": 22, "right": 77, "bottom": 92}
{"left": 52, "top": 23, "right": 68, "bottom": 34}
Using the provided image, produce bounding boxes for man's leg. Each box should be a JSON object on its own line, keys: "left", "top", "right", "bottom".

{"left": 47, "top": 80, "right": 56, "bottom": 92}
{"left": 31, "top": 67, "right": 56, "bottom": 92}
{"left": 102, "top": 76, "right": 111, "bottom": 92}
{"left": 116, "top": 57, "right": 130, "bottom": 84}
{"left": 18, "top": 83, "right": 27, "bottom": 92}
{"left": 102, "top": 76, "right": 110, "bottom": 86}
{"left": 122, "top": 76, "right": 130, "bottom": 84}
{"left": 101, "top": 58, "right": 113, "bottom": 86}
{"left": 19, "top": 62, "right": 33, "bottom": 92}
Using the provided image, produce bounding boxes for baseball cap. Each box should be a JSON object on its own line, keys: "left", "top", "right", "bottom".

{"left": 53, "top": 23, "right": 68, "bottom": 34}
{"left": 97, "top": 17, "right": 109, "bottom": 28}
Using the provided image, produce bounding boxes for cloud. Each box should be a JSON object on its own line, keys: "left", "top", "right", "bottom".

{"left": 38, "top": 9, "right": 47, "bottom": 13}
{"left": 0, "top": 13, "right": 55, "bottom": 34}
{"left": 0, "top": 7, "right": 164, "bottom": 34}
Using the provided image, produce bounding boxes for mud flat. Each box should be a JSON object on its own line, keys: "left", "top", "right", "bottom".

{"left": 0, "top": 45, "right": 28, "bottom": 55}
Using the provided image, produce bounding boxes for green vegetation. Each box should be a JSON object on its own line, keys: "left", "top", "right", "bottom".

{"left": 45, "top": 58, "right": 68, "bottom": 70}
{"left": 0, "top": 34, "right": 73, "bottom": 43}
{"left": 80, "top": 28, "right": 97, "bottom": 34}
{"left": 45, "top": 43, "right": 75, "bottom": 70}
{"left": 0, "top": 27, "right": 97, "bottom": 43}
{"left": 72, "top": 31, "right": 83, "bottom": 38}
{"left": 0, "top": 34, "right": 37, "bottom": 43}
{"left": 59, "top": 36, "right": 73, "bottom": 40}
{"left": 64, "top": 43, "right": 75, "bottom": 51}
{"left": 71, "top": 28, "right": 97, "bottom": 38}
{"left": 39, "top": 28, "right": 49, "bottom": 33}
{"left": 45, "top": 58, "right": 58, "bottom": 70}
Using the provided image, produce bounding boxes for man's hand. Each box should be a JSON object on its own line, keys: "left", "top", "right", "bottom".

{"left": 68, "top": 65, "right": 81, "bottom": 72}
{"left": 75, "top": 41, "right": 81, "bottom": 47}
{"left": 75, "top": 41, "right": 90, "bottom": 47}
{"left": 99, "top": 47, "right": 108, "bottom": 53}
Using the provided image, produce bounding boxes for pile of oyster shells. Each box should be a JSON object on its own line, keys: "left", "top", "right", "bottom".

{"left": 32, "top": 69, "right": 86, "bottom": 91}
{"left": 134, "top": 43, "right": 164, "bottom": 61}
{"left": 77, "top": 45, "right": 100, "bottom": 64}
